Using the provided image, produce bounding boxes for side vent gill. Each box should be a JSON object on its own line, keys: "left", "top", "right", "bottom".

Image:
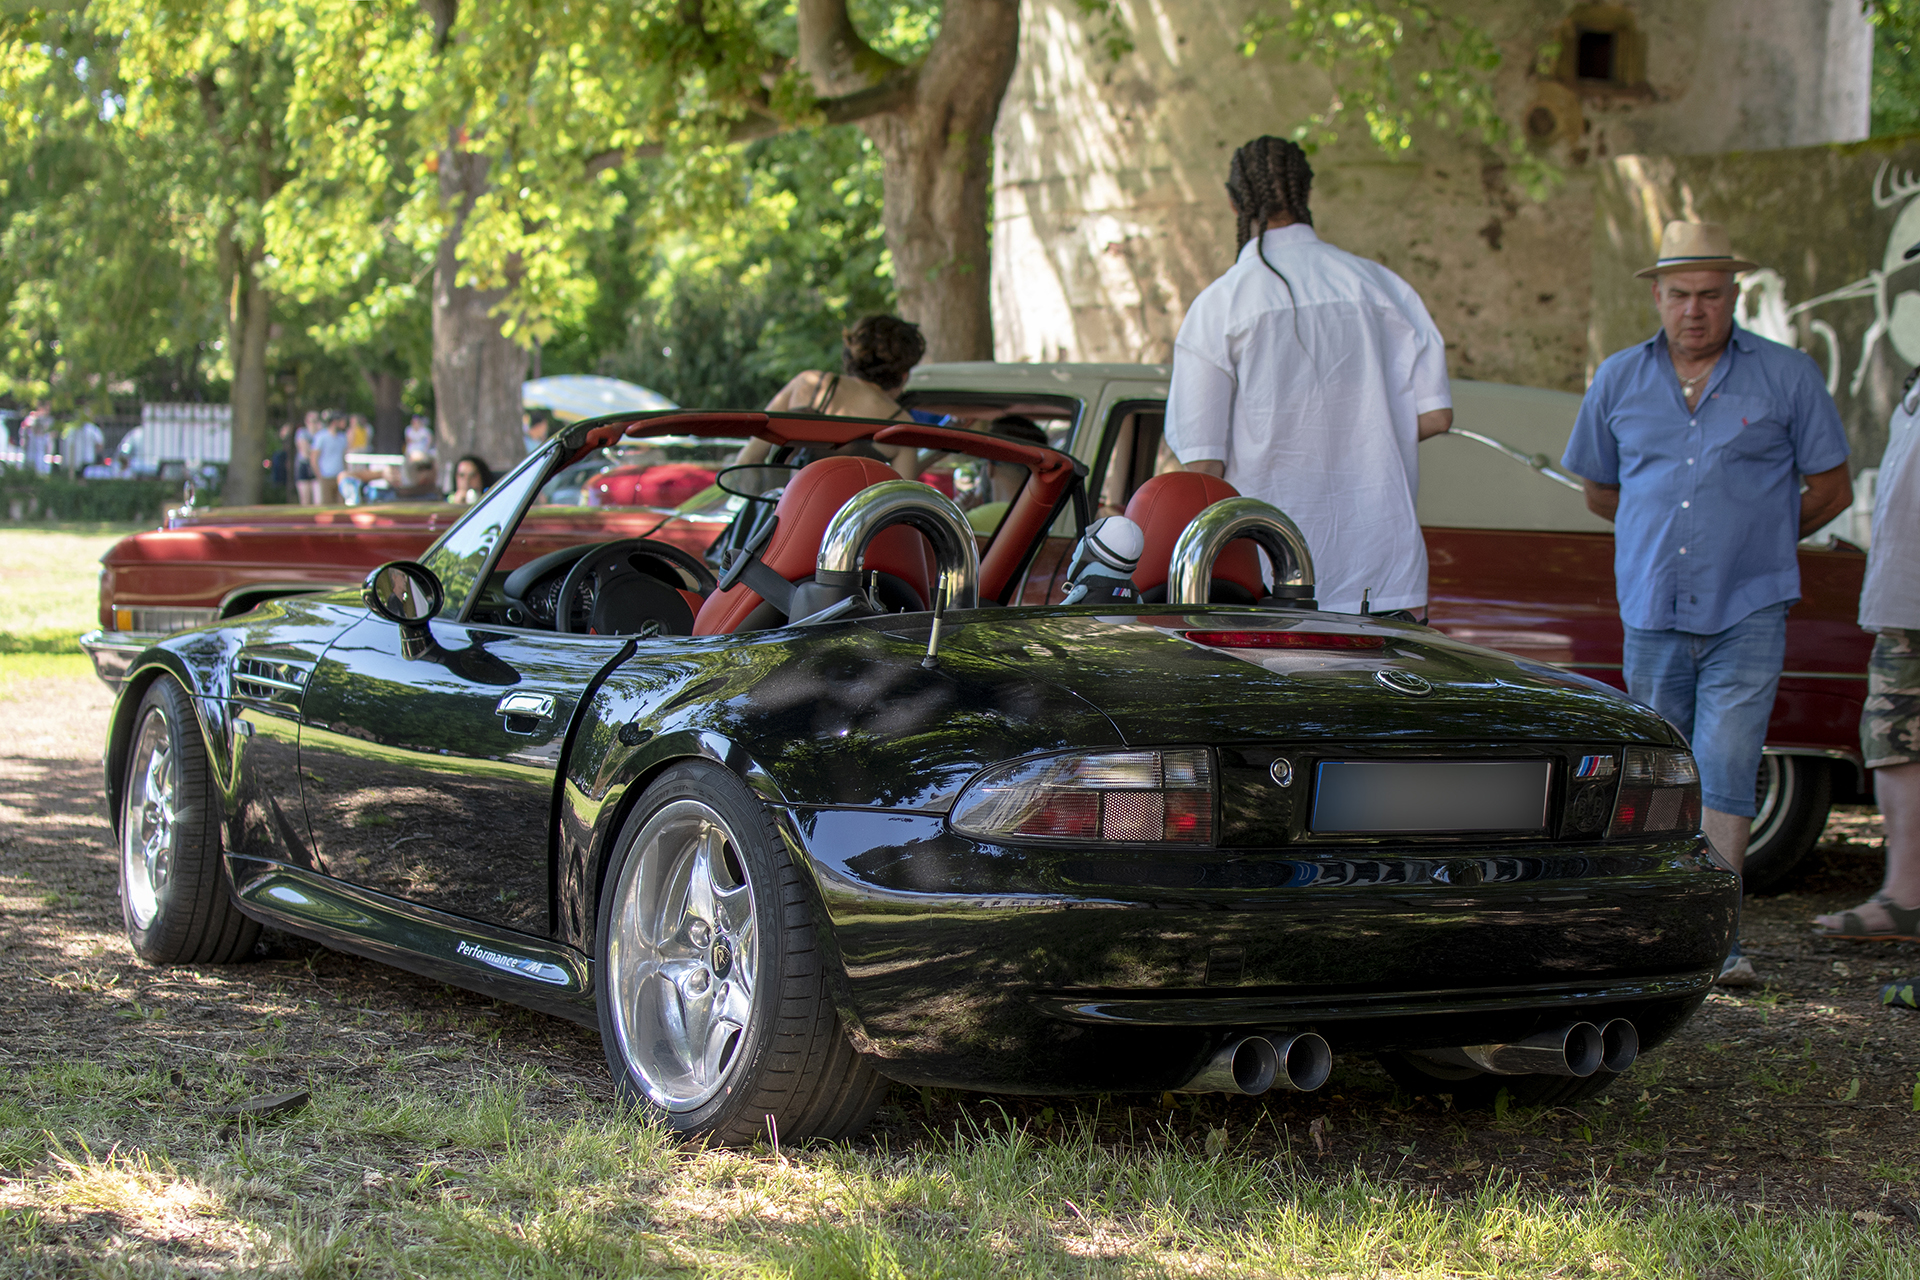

{"left": 232, "top": 653, "right": 313, "bottom": 708}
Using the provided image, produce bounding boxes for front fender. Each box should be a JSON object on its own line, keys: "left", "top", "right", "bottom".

{"left": 559, "top": 699, "right": 793, "bottom": 956}
{"left": 104, "top": 650, "right": 232, "bottom": 839}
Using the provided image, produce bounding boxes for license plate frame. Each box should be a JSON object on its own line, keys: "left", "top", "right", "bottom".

{"left": 1309, "top": 759, "right": 1552, "bottom": 835}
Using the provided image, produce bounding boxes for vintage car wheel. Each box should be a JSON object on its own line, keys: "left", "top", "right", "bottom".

{"left": 1740, "top": 755, "right": 1832, "bottom": 894}
{"left": 1374, "top": 1051, "right": 1621, "bottom": 1109}
{"left": 118, "top": 676, "right": 260, "bottom": 964}
{"left": 595, "top": 762, "right": 886, "bottom": 1144}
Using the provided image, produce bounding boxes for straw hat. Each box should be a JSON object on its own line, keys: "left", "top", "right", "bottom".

{"left": 1633, "top": 220, "right": 1758, "bottom": 279}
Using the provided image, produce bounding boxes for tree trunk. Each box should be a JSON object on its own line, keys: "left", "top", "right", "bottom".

{"left": 800, "top": 0, "right": 1019, "bottom": 363}
{"left": 432, "top": 145, "right": 528, "bottom": 478}
{"left": 223, "top": 236, "right": 272, "bottom": 507}
{"left": 365, "top": 368, "right": 407, "bottom": 453}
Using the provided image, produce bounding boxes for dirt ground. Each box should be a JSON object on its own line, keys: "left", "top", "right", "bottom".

{"left": 3, "top": 659, "right": 1916, "bottom": 1244}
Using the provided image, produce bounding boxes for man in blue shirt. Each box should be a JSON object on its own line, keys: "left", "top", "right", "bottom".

{"left": 1563, "top": 221, "right": 1853, "bottom": 987}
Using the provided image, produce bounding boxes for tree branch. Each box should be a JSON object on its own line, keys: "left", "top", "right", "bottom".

{"left": 582, "top": 70, "right": 918, "bottom": 175}
{"left": 796, "top": 0, "right": 906, "bottom": 96}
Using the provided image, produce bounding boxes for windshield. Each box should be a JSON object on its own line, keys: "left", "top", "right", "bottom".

{"left": 534, "top": 436, "right": 738, "bottom": 509}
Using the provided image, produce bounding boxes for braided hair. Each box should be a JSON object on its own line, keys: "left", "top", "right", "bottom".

{"left": 1227, "top": 135, "right": 1314, "bottom": 249}
{"left": 1225, "top": 136, "right": 1314, "bottom": 342}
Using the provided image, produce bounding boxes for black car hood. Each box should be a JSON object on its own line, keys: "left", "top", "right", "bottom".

{"left": 912, "top": 607, "right": 1671, "bottom": 750}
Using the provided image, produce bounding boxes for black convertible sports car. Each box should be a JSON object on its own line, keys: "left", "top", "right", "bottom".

{"left": 106, "top": 410, "right": 1737, "bottom": 1143}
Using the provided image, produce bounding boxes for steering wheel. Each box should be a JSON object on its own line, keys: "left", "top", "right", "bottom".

{"left": 555, "top": 539, "right": 718, "bottom": 636}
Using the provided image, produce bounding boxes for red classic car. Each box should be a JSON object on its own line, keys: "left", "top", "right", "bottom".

{"left": 84, "top": 364, "right": 1872, "bottom": 890}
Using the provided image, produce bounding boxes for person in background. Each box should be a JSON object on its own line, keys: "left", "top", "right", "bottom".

{"left": 312, "top": 413, "right": 351, "bottom": 504}
{"left": 960, "top": 416, "right": 1050, "bottom": 534}
{"left": 523, "top": 410, "right": 554, "bottom": 455}
{"left": 21, "top": 403, "right": 56, "bottom": 476}
{"left": 449, "top": 454, "right": 494, "bottom": 504}
{"left": 405, "top": 413, "right": 434, "bottom": 461}
{"left": 1814, "top": 246, "right": 1920, "bottom": 1008}
{"left": 265, "top": 422, "right": 294, "bottom": 491}
{"left": 1561, "top": 221, "right": 1853, "bottom": 988}
{"left": 749, "top": 315, "right": 930, "bottom": 480}
{"left": 65, "top": 417, "right": 105, "bottom": 476}
{"left": 295, "top": 411, "right": 322, "bottom": 504}
{"left": 346, "top": 413, "right": 371, "bottom": 454}
{"left": 1165, "top": 136, "right": 1453, "bottom": 623}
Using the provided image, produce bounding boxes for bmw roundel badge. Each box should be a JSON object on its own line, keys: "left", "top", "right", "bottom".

{"left": 1374, "top": 669, "right": 1432, "bottom": 697}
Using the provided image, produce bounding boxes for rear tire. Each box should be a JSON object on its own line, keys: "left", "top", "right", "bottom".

{"left": 1376, "top": 1051, "right": 1621, "bottom": 1109}
{"left": 595, "top": 762, "right": 885, "bottom": 1145}
{"left": 118, "top": 676, "right": 260, "bottom": 964}
{"left": 1742, "top": 755, "right": 1831, "bottom": 894}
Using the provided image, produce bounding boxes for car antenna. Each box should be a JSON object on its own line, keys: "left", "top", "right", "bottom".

{"left": 922, "top": 587, "right": 948, "bottom": 669}
{"left": 1360, "top": 588, "right": 1370, "bottom": 616}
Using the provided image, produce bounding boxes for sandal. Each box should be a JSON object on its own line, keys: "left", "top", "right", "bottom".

{"left": 1812, "top": 893, "right": 1920, "bottom": 942}
{"left": 1884, "top": 978, "right": 1919, "bottom": 1010}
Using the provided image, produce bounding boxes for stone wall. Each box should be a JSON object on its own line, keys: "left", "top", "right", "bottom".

{"left": 991, "top": 0, "right": 1871, "bottom": 392}
{"left": 1594, "top": 137, "right": 1920, "bottom": 472}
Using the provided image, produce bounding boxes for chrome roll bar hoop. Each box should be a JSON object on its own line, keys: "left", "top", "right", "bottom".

{"left": 1166, "top": 497, "right": 1316, "bottom": 608}
{"left": 814, "top": 480, "right": 980, "bottom": 613}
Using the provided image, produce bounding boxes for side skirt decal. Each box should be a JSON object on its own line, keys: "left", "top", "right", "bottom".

{"left": 229, "top": 857, "right": 596, "bottom": 1025}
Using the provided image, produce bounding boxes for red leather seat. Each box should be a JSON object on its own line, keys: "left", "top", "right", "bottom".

{"left": 691, "top": 456, "right": 936, "bottom": 635}
{"left": 1124, "top": 472, "right": 1265, "bottom": 602}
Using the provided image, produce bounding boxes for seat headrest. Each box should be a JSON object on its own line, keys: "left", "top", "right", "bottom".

{"left": 692, "top": 456, "right": 935, "bottom": 635}
{"left": 1124, "top": 471, "right": 1265, "bottom": 597}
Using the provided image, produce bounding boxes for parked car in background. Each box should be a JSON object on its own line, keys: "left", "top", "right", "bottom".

{"left": 83, "top": 365, "right": 1872, "bottom": 891}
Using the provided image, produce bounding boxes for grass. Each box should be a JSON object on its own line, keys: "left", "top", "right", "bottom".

{"left": 2, "top": 1059, "right": 1916, "bottom": 1278}
{"left": 0, "top": 524, "right": 141, "bottom": 652}
{"left": 0, "top": 653, "right": 95, "bottom": 701}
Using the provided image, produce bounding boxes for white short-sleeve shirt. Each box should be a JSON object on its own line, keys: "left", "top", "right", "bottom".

{"left": 1861, "top": 384, "right": 1920, "bottom": 632}
{"left": 1166, "top": 225, "right": 1452, "bottom": 615}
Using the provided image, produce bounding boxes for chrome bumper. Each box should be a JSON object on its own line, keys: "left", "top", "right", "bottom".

{"left": 79, "top": 630, "right": 160, "bottom": 687}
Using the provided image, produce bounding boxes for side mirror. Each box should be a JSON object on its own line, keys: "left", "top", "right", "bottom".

{"left": 363, "top": 561, "right": 444, "bottom": 628}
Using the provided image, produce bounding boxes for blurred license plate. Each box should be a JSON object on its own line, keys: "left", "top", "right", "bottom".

{"left": 1310, "top": 760, "right": 1551, "bottom": 834}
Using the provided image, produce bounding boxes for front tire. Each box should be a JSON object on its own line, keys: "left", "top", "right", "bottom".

{"left": 1742, "top": 754, "right": 1831, "bottom": 894}
{"left": 595, "top": 762, "right": 885, "bottom": 1145}
{"left": 118, "top": 676, "right": 260, "bottom": 964}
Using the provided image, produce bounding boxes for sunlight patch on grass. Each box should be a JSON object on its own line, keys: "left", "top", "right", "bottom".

{"left": 4, "top": 1069, "right": 1917, "bottom": 1278}
{"left": 0, "top": 654, "right": 95, "bottom": 700}
{"left": 0, "top": 526, "right": 131, "bottom": 641}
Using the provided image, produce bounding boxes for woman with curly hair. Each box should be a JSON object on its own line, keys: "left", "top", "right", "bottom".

{"left": 747, "top": 315, "right": 929, "bottom": 479}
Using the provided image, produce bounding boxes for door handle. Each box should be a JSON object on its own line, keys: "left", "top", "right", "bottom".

{"left": 495, "top": 691, "right": 557, "bottom": 733}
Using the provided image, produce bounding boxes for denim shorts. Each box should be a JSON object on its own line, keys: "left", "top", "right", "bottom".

{"left": 1622, "top": 602, "right": 1788, "bottom": 817}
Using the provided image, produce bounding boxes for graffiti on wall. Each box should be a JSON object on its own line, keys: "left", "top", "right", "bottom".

{"left": 1736, "top": 162, "right": 1920, "bottom": 399}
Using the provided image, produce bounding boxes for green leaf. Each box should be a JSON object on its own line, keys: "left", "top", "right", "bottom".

{"left": 1238, "top": 1, "right": 1563, "bottom": 201}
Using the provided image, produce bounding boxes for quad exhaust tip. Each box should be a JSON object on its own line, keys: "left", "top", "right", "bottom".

{"left": 1176, "top": 1031, "right": 1332, "bottom": 1095}
{"left": 1600, "top": 1018, "right": 1639, "bottom": 1073}
{"left": 1421, "top": 1019, "right": 1640, "bottom": 1079}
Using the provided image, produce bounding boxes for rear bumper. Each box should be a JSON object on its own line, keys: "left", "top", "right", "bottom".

{"left": 79, "top": 630, "right": 158, "bottom": 687}
{"left": 780, "top": 808, "right": 1737, "bottom": 1093}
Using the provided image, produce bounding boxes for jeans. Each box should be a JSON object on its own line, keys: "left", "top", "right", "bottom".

{"left": 1622, "top": 602, "right": 1788, "bottom": 817}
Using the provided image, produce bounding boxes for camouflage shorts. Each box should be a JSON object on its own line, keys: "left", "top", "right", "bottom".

{"left": 1862, "top": 628, "right": 1920, "bottom": 769}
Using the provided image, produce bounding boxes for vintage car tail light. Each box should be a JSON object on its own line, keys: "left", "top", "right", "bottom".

{"left": 110, "top": 607, "right": 217, "bottom": 634}
{"left": 1607, "top": 747, "right": 1701, "bottom": 838}
{"left": 1183, "top": 630, "right": 1384, "bottom": 650}
{"left": 950, "top": 749, "right": 1214, "bottom": 844}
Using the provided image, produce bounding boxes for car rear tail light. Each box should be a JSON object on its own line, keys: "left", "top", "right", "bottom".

{"left": 1607, "top": 747, "right": 1701, "bottom": 838}
{"left": 1183, "top": 631, "right": 1384, "bottom": 650}
{"left": 950, "top": 749, "right": 1214, "bottom": 844}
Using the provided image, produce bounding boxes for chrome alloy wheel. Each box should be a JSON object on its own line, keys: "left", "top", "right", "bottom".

{"left": 605, "top": 799, "right": 759, "bottom": 1110}
{"left": 122, "top": 706, "right": 177, "bottom": 929}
